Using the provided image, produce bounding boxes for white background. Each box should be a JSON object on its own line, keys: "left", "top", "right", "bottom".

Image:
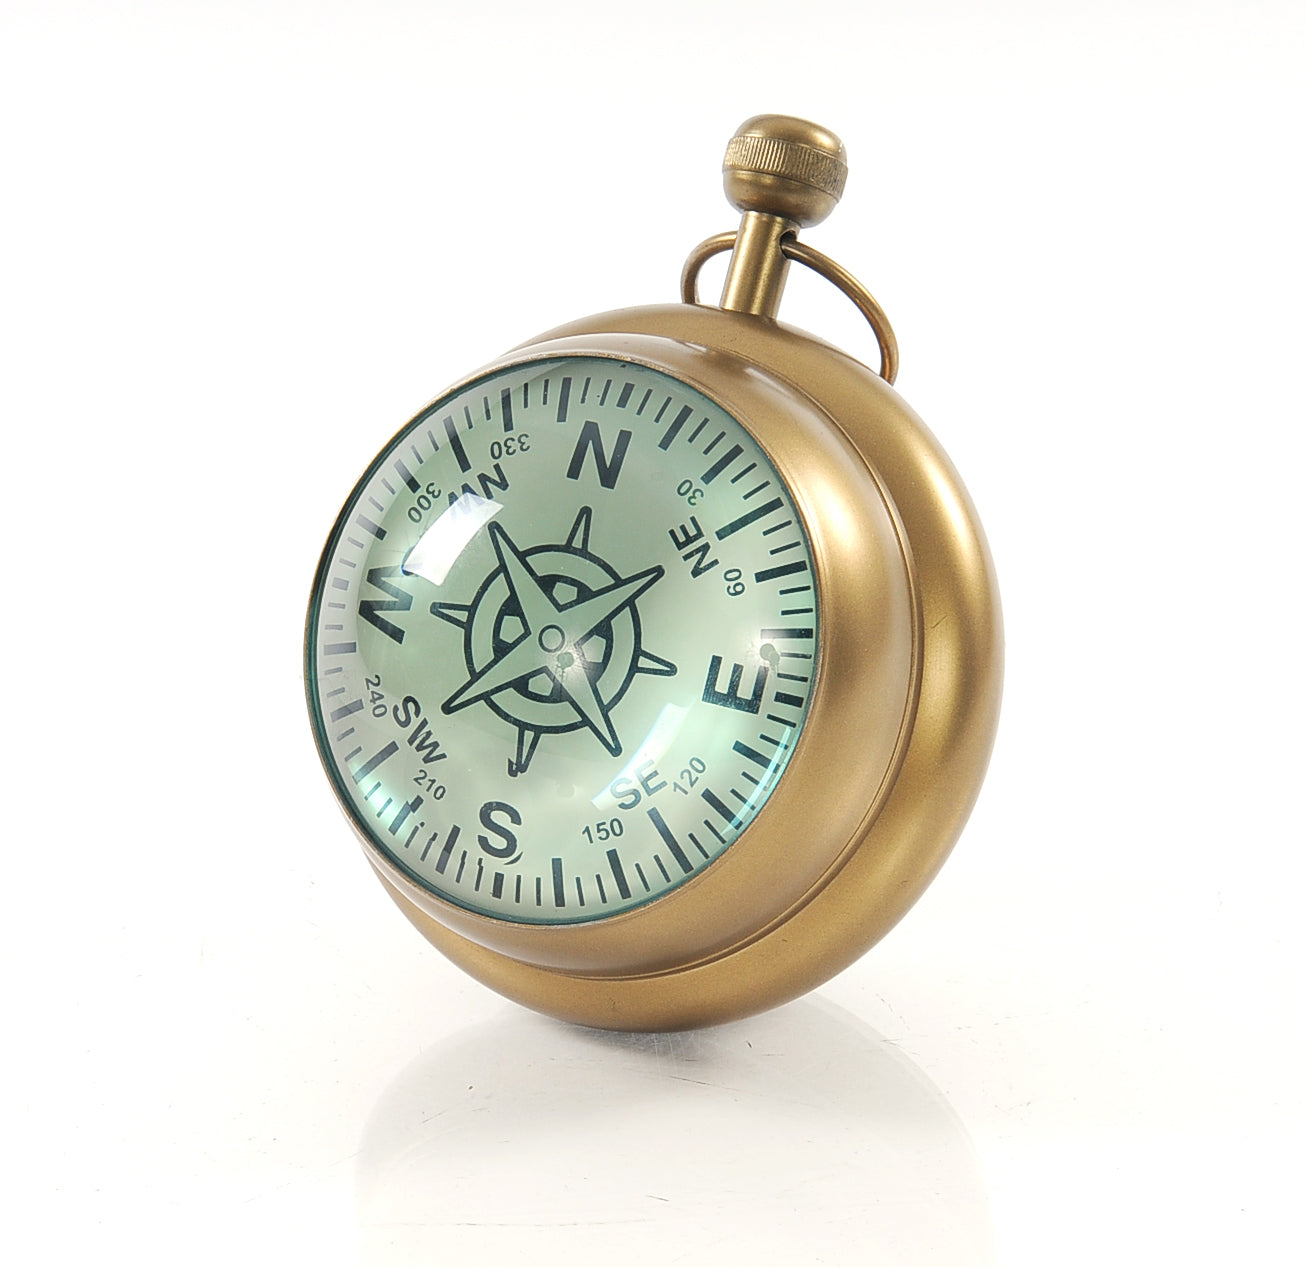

{"left": 3, "top": 2, "right": 1303, "bottom": 1263}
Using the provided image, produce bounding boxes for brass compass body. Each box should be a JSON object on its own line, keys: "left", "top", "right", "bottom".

{"left": 305, "top": 116, "right": 1002, "bottom": 1030}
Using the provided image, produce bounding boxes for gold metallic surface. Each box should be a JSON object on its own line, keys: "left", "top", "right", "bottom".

{"left": 782, "top": 239, "right": 900, "bottom": 385}
{"left": 718, "top": 115, "right": 847, "bottom": 321}
{"left": 370, "top": 305, "right": 1001, "bottom": 1031}
{"left": 722, "top": 114, "right": 848, "bottom": 227}
{"left": 678, "top": 230, "right": 736, "bottom": 302}
{"left": 682, "top": 234, "right": 900, "bottom": 383}
{"left": 719, "top": 211, "right": 793, "bottom": 319}
{"left": 312, "top": 114, "right": 1002, "bottom": 1030}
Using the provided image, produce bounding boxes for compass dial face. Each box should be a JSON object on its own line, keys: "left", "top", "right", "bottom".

{"left": 306, "top": 356, "right": 820, "bottom": 925}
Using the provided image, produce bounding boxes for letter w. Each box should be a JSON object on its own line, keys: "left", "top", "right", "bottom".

{"left": 359, "top": 565, "right": 413, "bottom": 645}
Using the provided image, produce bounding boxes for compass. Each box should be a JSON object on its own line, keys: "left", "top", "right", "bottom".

{"left": 305, "top": 115, "right": 1002, "bottom": 1030}
{"left": 433, "top": 508, "right": 674, "bottom": 778}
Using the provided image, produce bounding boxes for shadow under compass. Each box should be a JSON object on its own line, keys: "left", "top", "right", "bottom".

{"left": 355, "top": 995, "right": 994, "bottom": 1265}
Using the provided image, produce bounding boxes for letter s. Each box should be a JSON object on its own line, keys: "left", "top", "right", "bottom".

{"left": 392, "top": 695, "right": 421, "bottom": 728}
{"left": 477, "top": 800, "right": 522, "bottom": 859}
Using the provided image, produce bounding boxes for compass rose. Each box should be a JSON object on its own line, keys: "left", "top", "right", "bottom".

{"left": 432, "top": 507, "right": 676, "bottom": 776}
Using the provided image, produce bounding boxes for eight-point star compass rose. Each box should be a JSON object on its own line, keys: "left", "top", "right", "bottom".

{"left": 431, "top": 507, "right": 676, "bottom": 776}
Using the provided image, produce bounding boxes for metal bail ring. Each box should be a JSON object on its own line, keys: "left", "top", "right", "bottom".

{"left": 680, "top": 232, "right": 900, "bottom": 385}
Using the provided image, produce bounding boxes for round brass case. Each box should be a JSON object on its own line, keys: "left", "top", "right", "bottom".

{"left": 364, "top": 306, "right": 1002, "bottom": 1031}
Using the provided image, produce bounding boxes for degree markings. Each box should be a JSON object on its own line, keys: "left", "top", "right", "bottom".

{"left": 754, "top": 559, "right": 808, "bottom": 584}
{"left": 701, "top": 786, "right": 743, "bottom": 829}
{"left": 733, "top": 739, "right": 770, "bottom": 768}
{"left": 701, "top": 442, "right": 742, "bottom": 484}
{"left": 443, "top": 415, "right": 471, "bottom": 473}
{"left": 607, "top": 848, "right": 632, "bottom": 899}
{"left": 657, "top": 403, "right": 692, "bottom": 449}
{"left": 715, "top": 497, "right": 785, "bottom": 540}
{"left": 648, "top": 806, "right": 693, "bottom": 874}
{"left": 315, "top": 357, "right": 819, "bottom": 924}
{"left": 393, "top": 458, "right": 421, "bottom": 493}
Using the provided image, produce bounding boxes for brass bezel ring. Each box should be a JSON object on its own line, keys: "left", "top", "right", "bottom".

{"left": 680, "top": 232, "right": 900, "bottom": 384}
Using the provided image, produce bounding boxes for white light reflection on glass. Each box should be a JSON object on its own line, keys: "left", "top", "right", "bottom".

{"left": 591, "top": 702, "right": 689, "bottom": 809}
{"left": 403, "top": 494, "right": 502, "bottom": 586}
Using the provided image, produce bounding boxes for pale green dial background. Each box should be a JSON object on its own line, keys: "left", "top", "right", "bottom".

{"left": 307, "top": 357, "right": 819, "bottom": 924}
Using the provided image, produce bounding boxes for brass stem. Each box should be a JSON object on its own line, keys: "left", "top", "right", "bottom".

{"left": 719, "top": 211, "right": 795, "bottom": 319}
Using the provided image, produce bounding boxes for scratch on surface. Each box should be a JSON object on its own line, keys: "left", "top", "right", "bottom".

{"left": 874, "top": 991, "right": 907, "bottom": 1027}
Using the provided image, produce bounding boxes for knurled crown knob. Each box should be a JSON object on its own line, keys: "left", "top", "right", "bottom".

{"left": 723, "top": 115, "right": 848, "bottom": 228}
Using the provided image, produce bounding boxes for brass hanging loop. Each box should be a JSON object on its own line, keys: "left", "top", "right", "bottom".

{"left": 680, "top": 233, "right": 900, "bottom": 385}
{"left": 678, "top": 114, "right": 899, "bottom": 385}
{"left": 678, "top": 232, "right": 734, "bottom": 303}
